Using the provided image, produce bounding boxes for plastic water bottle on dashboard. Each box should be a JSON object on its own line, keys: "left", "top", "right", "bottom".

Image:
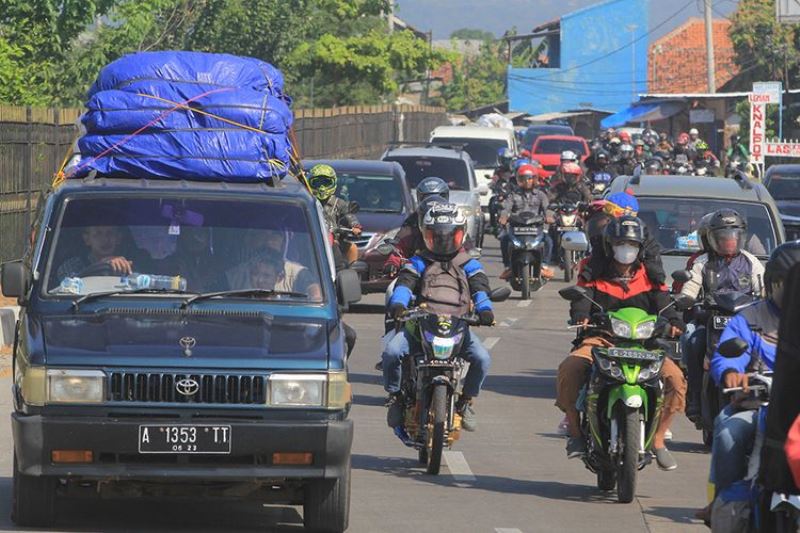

{"left": 123, "top": 274, "right": 187, "bottom": 291}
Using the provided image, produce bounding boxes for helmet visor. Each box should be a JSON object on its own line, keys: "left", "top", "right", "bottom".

{"left": 423, "top": 226, "right": 465, "bottom": 256}
{"left": 309, "top": 175, "right": 336, "bottom": 190}
{"left": 709, "top": 228, "right": 745, "bottom": 256}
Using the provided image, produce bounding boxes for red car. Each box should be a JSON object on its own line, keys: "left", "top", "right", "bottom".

{"left": 530, "top": 135, "right": 590, "bottom": 178}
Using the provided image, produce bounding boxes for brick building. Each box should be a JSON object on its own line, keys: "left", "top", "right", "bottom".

{"left": 649, "top": 18, "right": 739, "bottom": 94}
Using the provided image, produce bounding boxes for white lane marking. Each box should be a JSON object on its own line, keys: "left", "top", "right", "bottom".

{"left": 517, "top": 299, "right": 532, "bottom": 308}
{"left": 443, "top": 451, "right": 475, "bottom": 481}
{"left": 483, "top": 337, "right": 500, "bottom": 350}
{"left": 499, "top": 317, "right": 518, "bottom": 328}
{"left": 494, "top": 529, "right": 523, "bottom": 533}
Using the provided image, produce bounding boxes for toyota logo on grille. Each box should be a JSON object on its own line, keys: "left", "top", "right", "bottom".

{"left": 176, "top": 378, "right": 200, "bottom": 397}
{"left": 179, "top": 337, "right": 197, "bottom": 349}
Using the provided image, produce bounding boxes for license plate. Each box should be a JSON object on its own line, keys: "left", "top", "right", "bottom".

{"left": 558, "top": 226, "right": 578, "bottom": 231}
{"left": 513, "top": 227, "right": 539, "bottom": 235}
{"left": 606, "top": 347, "right": 662, "bottom": 361}
{"left": 138, "top": 424, "right": 232, "bottom": 454}
{"left": 713, "top": 316, "right": 731, "bottom": 330}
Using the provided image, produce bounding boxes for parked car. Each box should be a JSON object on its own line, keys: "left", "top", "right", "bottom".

{"left": 429, "top": 125, "right": 517, "bottom": 213}
{"left": 304, "top": 159, "right": 414, "bottom": 293}
{"left": 522, "top": 124, "right": 574, "bottom": 152}
{"left": 382, "top": 144, "right": 486, "bottom": 247}
{"left": 2, "top": 176, "right": 359, "bottom": 531}
{"left": 530, "top": 135, "right": 590, "bottom": 178}
{"left": 764, "top": 164, "right": 800, "bottom": 241}
{"left": 608, "top": 173, "right": 785, "bottom": 275}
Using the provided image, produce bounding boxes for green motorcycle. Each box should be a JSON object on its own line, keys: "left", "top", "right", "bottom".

{"left": 559, "top": 286, "right": 685, "bottom": 503}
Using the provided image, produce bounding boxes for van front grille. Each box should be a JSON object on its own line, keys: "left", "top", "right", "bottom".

{"left": 108, "top": 372, "right": 267, "bottom": 405}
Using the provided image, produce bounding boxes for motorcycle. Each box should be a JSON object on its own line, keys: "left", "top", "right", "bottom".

{"left": 559, "top": 285, "right": 688, "bottom": 503}
{"left": 506, "top": 210, "right": 547, "bottom": 300}
{"left": 551, "top": 201, "right": 589, "bottom": 282}
{"left": 391, "top": 287, "right": 510, "bottom": 474}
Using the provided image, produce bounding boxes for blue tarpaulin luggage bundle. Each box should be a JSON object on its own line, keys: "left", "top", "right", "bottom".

{"left": 68, "top": 51, "right": 295, "bottom": 183}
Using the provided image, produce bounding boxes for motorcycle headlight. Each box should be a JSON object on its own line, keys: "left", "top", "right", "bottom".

{"left": 268, "top": 374, "right": 325, "bottom": 407}
{"left": 635, "top": 320, "right": 656, "bottom": 339}
{"left": 637, "top": 358, "right": 664, "bottom": 382}
{"left": 47, "top": 369, "right": 105, "bottom": 404}
{"left": 611, "top": 318, "right": 633, "bottom": 338}
{"left": 561, "top": 214, "right": 577, "bottom": 226}
{"left": 432, "top": 335, "right": 459, "bottom": 359}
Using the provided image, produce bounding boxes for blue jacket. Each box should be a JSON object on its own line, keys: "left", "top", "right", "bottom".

{"left": 711, "top": 300, "right": 780, "bottom": 385}
{"left": 389, "top": 252, "right": 493, "bottom": 313}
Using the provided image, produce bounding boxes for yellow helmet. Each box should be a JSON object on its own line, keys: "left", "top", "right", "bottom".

{"left": 308, "top": 164, "right": 337, "bottom": 201}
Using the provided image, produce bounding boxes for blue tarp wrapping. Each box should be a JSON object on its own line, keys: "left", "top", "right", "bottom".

{"left": 69, "top": 51, "right": 294, "bottom": 183}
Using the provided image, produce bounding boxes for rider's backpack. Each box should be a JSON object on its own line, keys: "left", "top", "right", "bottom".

{"left": 418, "top": 251, "right": 472, "bottom": 317}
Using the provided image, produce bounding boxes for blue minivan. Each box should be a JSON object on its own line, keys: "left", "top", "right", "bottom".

{"left": 1, "top": 176, "right": 360, "bottom": 532}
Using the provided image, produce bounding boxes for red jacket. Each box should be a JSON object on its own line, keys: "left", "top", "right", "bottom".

{"left": 786, "top": 415, "right": 800, "bottom": 488}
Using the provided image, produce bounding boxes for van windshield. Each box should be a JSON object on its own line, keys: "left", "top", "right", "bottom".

{"left": 430, "top": 138, "right": 508, "bottom": 167}
{"left": 43, "top": 195, "right": 324, "bottom": 302}
{"left": 383, "top": 156, "right": 471, "bottom": 191}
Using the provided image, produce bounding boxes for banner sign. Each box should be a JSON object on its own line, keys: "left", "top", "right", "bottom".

{"left": 765, "top": 142, "right": 800, "bottom": 157}
{"left": 752, "top": 82, "right": 782, "bottom": 104}
{"left": 750, "top": 100, "right": 765, "bottom": 164}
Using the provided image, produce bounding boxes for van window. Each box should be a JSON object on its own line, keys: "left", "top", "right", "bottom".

{"left": 430, "top": 137, "right": 508, "bottom": 167}
{"left": 534, "top": 138, "right": 587, "bottom": 156}
{"left": 383, "top": 156, "right": 470, "bottom": 191}
{"left": 43, "top": 195, "right": 324, "bottom": 301}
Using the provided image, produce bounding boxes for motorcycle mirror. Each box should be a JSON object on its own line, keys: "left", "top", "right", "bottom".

{"left": 558, "top": 286, "right": 587, "bottom": 302}
{"left": 718, "top": 337, "right": 748, "bottom": 358}
{"left": 671, "top": 269, "right": 691, "bottom": 284}
{"left": 672, "top": 293, "right": 695, "bottom": 312}
{"left": 489, "top": 286, "right": 511, "bottom": 302}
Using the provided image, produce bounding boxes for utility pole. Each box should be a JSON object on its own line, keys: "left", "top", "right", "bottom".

{"left": 704, "top": 0, "right": 716, "bottom": 93}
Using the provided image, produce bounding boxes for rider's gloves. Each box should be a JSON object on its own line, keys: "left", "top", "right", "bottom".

{"left": 479, "top": 310, "right": 495, "bottom": 326}
{"left": 389, "top": 302, "right": 406, "bottom": 319}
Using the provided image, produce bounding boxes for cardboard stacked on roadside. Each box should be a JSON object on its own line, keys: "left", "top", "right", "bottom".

{"left": 66, "top": 51, "right": 294, "bottom": 183}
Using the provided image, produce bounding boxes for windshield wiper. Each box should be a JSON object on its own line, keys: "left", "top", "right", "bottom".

{"left": 72, "top": 288, "right": 194, "bottom": 311}
{"left": 181, "top": 288, "right": 308, "bottom": 308}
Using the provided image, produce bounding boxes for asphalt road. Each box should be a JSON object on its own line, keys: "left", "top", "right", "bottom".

{"left": 0, "top": 236, "right": 711, "bottom": 532}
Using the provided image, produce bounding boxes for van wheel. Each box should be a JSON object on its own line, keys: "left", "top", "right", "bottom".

{"left": 303, "top": 458, "right": 351, "bottom": 533}
{"left": 11, "top": 453, "right": 56, "bottom": 527}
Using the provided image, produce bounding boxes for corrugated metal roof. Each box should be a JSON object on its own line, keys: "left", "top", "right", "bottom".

{"left": 640, "top": 89, "right": 800, "bottom": 99}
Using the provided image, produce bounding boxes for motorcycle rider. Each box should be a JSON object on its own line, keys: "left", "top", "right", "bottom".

{"left": 498, "top": 163, "right": 554, "bottom": 281}
{"left": 556, "top": 216, "right": 686, "bottom": 469}
{"left": 383, "top": 202, "right": 494, "bottom": 432}
{"left": 679, "top": 209, "right": 765, "bottom": 421}
{"left": 726, "top": 134, "right": 750, "bottom": 162}
{"left": 688, "top": 128, "right": 702, "bottom": 152}
{"left": 308, "top": 164, "right": 362, "bottom": 265}
{"left": 656, "top": 132, "right": 673, "bottom": 153}
{"left": 588, "top": 151, "right": 616, "bottom": 193}
{"left": 493, "top": 147, "right": 515, "bottom": 185}
{"left": 549, "top": 162, "right": 591, "bottom": 205}
{"left": 673, "top": 133, "right": 691, "bottom": 158}
{"left": 693, "top": 140, "right": 720, "bottom": 176}
{"left": 613, "top": 143, "right": 636, "bottom": 175}
{"left": 698, "top": 242, "right": 800, "bottom": 522}
{"left": 633, "top": 138, "right": 649, "bottom": 163}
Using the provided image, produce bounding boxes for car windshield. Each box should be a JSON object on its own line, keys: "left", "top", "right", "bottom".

{"left": 337, "top": 173, "right": 407, "bottom": 214}
{"left": 43, "top": 195, "right": 324, "bottom": 302}
{"left": 430, "top": 137, "right": 508, "bottom": 167}
{"left": 534, "top": 138, "right": 586, "bottom": 156}
{"left": 637, "top": 197, "right": 777, "bottom": 258}
{"left": 383, "top": 156, "right": 471, "bottom": 191}
{"left": 767, "top": 174, "right": 800, "bottom": 200}
{"left": 523, "top": 127, "right": 572, "bottom": 148}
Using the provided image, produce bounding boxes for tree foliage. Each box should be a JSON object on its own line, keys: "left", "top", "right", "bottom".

{"left": 449, "top": 28, "right": 494, "bottom": 41}
{"left": 439, "top": 39, "right": 506, "bottom": 112}
{"left": 0, "top": 0, "right": 445, "bottom": 108}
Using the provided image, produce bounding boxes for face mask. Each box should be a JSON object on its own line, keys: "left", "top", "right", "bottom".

{"left": 613, "top": 244, "right": 639, "bottom": 265}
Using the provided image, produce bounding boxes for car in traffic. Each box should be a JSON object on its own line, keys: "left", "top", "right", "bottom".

{"left": 429, "top": 125, "right": 517, "bottom": 213}
{"left": 522, "top": 124, "right": 574, "bottom": 152}
{"left": 608, "top": 173, "right": 785, "bottom": 275}
{"left": 382, "top": 144, "right": 486, "bottom": 247}
{"left": 530, "top": 135, "right": 590, "bottom": 177}
{"left": 763, "top": 163, "right": 800, "bottom": 241}
{"left": 1, "top": 176, "right": 360, "bottom": 532}
{"left": 304, "top": 159, "right": 415, "bottom": 293}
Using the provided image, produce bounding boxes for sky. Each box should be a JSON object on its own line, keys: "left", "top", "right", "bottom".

{"left": 394, "top": 0, "right": 738, "bottom": 40}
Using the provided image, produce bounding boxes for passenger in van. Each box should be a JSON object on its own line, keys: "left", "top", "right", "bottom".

{"left": 56, "top": 225, "right": 135, "bottom": 280}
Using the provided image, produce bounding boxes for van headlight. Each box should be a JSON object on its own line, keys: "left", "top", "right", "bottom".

{"left": 47, "top": 369, "right": 105, "bottom": 403}
{"left": 267, "top": 372, "right": 351, "bottom": 409}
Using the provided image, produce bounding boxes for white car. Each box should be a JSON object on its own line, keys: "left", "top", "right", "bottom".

{"left": 429, "top": 125, "right": 517, "bottom": 214}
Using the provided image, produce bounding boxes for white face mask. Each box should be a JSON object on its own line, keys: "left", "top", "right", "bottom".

{"left": 613, "top": 244, "right": 639, "bottom": 265}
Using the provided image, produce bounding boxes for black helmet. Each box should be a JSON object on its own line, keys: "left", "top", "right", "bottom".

{"left": 707, "top": 209, "right": 746, "bottom": 257}
{"left": 596, "top": 150, "right": 609, "bottom": 162}
{"left": 416, "top": 177, "right": 449, "bottom": 204}
{"left": 417, "top": 193, "right": 447, "bottom": 218}
{"left": 497, "top": 147, "right": 514, "bottom": 168}
{"left": 603, "top": 215, "right": 645, "bottom": 257}
{"left": 731, "top": 134, "right": 741, "bottom": 145}
{"left": 765, "top": 241, "right": 800, "bottom": 288}
{"left": 696, "top": 212, "right": 714, "bottom": 251}
{"left": 420, "top": 202, "right": 467, "bottom": 257}
{"left": 644, "top": 158, "right": 663, "bottom": 174}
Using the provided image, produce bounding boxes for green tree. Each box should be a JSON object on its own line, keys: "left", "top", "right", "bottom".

{"left": 440, "top": 40, "right": 505, "bottom": 112}
{"left": 450, "top": 28, "right": 494, "bottom": 41}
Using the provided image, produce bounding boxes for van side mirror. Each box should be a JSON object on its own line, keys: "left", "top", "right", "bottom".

{"left": 336, "top": 269, "right": 362, "bottom": 310}
{"left": 718, "top": 337, "right": 748, "bottom": 358}
{"left": 1, "top": 261, "right": 28, "bottom": 300}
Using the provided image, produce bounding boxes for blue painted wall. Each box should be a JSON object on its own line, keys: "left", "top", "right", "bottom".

{"left": 508, "top": 0, "right": 649, "bottom": 114}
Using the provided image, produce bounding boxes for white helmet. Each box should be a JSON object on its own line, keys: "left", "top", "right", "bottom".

{"left": 560, "top": 150, "right": 578, "bottom": 162}
{"left": 689, "top": 128, "right": 699, "bottom": 136}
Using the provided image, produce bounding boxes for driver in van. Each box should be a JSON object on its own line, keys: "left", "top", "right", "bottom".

{"left": 56, "top": 225, "right": 135, "bottom": 281}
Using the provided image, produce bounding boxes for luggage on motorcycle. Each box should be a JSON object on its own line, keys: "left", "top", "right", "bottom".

{"left": 710, "top": 482, "right": 752, "bottom": 533}
{"left": 418, "top": 251, "right": 472, "bottom": 316}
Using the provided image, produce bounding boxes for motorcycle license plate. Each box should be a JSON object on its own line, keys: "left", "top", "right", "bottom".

{"left": 606, "top": 348, "right": 662, "bottom": 362}
{"left": 558, "top": 226, "right": 578, "bottom": 231}
{"left": 713, "top": 316, "right": 731, "bottom": 330}
{"left": 513, "top": 227, "right": 539, "bottom": 235}
{"left": 138, "top": 424, "right": 231, "bottom": 454}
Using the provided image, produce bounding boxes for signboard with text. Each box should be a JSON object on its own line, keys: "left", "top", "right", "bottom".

{"left": 750, "top": 100, "right": 765, "bottom": 165}
{"left": 752, "top": 81, "right": 782, "bottom": 104}
{"left": 765, "top": 142, "right": 800, "bottom": 157}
